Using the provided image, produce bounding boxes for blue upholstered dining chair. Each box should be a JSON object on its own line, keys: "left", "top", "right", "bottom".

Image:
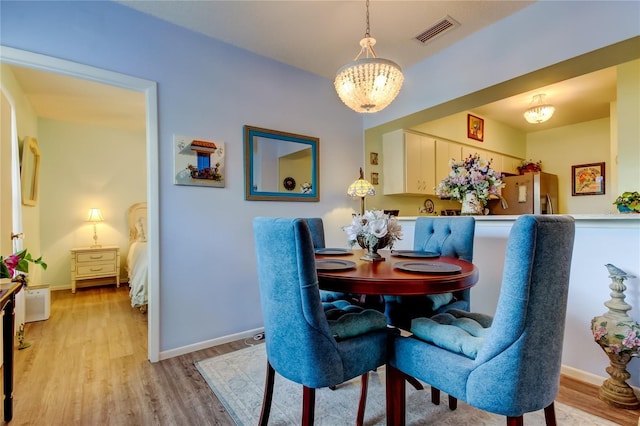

{"left": 384, "top": 216, "right": 475, "bottom": 329}
{"left": 253, "top": 217, "right": 390, "bottom": 426}
{"left": 387, "top": 215, "right": 576, "bottom": 426}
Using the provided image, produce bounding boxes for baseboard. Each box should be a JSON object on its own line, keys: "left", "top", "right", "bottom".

{"left": 158, "top": 327, "right": 265, "bottom": 361}
{"left": 561, "top": 364, "right": 640, "bottom": 392}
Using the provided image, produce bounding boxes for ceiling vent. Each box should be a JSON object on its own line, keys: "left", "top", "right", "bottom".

{"left": 415, "top": 16, "right": 460, "bottom": 44}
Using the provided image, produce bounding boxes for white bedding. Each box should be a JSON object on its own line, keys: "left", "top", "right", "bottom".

{"left": 127, "top": 240, "right": 148, "bottom": 308}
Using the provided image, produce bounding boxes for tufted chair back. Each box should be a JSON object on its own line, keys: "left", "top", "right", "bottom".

{"left": 302, "top": 217, "right": 325, "bottom": 249}
{"left": 253, "top": 217, "right": 389, "bottom": 425}
{"left": 388, "top": 215, "right": 576, "bottom": 424}
{"left": 384, "top": 216, "right": 475, "bottom": 328}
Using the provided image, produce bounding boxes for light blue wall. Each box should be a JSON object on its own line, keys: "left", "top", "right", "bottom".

{"left": 1, "top": 1, "right": 364, "bottom": 352}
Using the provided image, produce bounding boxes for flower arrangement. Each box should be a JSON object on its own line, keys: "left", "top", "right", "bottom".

{"left": 0, "top": 249, "right": 47, "bottom": 280}
{"left": 613, "top": 191, "right": 640, "bottom": 213}
{"left": 343, "top": 210, "right": 402, "bottom": 250}
{"left": 435, "top": 154, "right": 504, "bottom": 205}
{"left": 300, "top": 182, "right": 312, "bottom": 194}
{"left": 517, "top": 159, "right": 542, "bottom": 174}
{"left": 592, "top": 318, "right": 640, "bottom": 355}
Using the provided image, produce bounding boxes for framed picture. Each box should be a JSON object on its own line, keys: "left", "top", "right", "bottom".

{"left": 572, "top": 162, "right": 605, "bottom": 196}
{"left": 371, "top": 172, "right": 379, "bottom": 185}
{"left": 467, "top": 114, "right": 484, "bottom": 142}
{"left": 174, "top": 135, "right": 225, "bottom": 188}
{"left": 370, "top": 152, "right": 379, "bottom": 165}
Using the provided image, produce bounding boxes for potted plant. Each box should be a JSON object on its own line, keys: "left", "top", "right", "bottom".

{"left": 613, "top": 191, "right": 640, "bottom": 213}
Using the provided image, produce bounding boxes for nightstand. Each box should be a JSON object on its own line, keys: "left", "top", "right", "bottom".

{"left": 70, "top": 246, "right": 120, "bottom": 293}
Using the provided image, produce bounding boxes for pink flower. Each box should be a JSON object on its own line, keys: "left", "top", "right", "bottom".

{"left": 593, "top": 326, "right": 607, "bottom": 340}
{"left": 3, "top": 254, "right": 20, "bottom": 276}
{"left": 622, "top": 329, "right": 640, "bottom": 349}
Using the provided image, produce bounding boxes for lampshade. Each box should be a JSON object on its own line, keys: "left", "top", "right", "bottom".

{"left": 347, "top": 168, "right": 376, "bottom": 198}
{"left": 87, "top": 208, "right": 104, "bottom": 222}
{"left": 523, "top": 94, "right": 555, "bottom": 124}
{"left": 334, "top": 0, "right": 403, "bottom": 113}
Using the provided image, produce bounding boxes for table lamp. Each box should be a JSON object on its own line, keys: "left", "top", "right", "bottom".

{"left": 87, "top": 208, "right": 104, "bottom": 248}
{"left": 347, "top": 168, "right": 375, "bottom": 215}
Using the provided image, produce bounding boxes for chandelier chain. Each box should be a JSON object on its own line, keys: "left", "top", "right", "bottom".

{"left": 365, "top": 0, "right": 370, "bottom": 38}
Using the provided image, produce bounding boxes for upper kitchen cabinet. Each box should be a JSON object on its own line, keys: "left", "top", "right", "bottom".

{"left": 383, "top": 130, "right": 435, "bottom": 195}
{"left": 435, "top": 139, "right": 462, "bottom": 187}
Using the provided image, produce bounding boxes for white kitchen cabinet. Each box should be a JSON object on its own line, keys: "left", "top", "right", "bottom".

{"left": 435, "top": 140, "right": 462, "bottom": 187}
{"left": 501, "top": 155, "right": 523, "bottom": 175}
{"left": 383, "top": 130, "right": 435, "bottom": 195}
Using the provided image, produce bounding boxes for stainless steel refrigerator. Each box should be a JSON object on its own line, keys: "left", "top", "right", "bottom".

{"left": 491, "top": 172, "right": 558, "bottom": 215}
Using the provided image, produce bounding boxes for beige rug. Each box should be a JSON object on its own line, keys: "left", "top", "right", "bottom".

{"left": 195, "top": 344, "right": 615, "bottom": 426}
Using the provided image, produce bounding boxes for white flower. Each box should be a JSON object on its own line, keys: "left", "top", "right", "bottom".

{"left": 342, "top": 210, "right": 402, "bottom": 249}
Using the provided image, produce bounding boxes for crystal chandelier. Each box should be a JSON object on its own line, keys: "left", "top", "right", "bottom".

{"left": 334, "top": 0, "right": 404, "bottom": 113}
{"left": 523, "top": 94, "right": 555, "bottom": 124}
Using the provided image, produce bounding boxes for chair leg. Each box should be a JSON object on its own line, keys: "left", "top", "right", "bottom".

{"left": 506, "top": 416, "right": 524, "bottom": 426}
{"left": 259, "top": 361, "right": 275, "bottom": 426}
{"left": 448, "top": 395, "right": 457, "bottom": 410}
{"left": 302, "top": 386, "right": 316, "bottom": 426}
{"left": 405, "top": 375, "right": 424, "bottom": 391}
{"left": 543, "top": 402, "right": 557, "bottom": 426}
{"left": 431, "top": 387, "right": 440, "bottom": 405}
{"left": 356, "top": 372, "right": 369, "bottom": 426}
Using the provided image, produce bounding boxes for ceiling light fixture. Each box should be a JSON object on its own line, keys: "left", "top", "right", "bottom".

{"left": 523, "top": 94, "right": 555, "bottom": 124}
{"left": 334, "top": 0, "right": 404, "bottom": 113}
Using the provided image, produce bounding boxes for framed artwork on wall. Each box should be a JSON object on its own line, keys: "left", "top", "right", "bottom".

{"left": 467, "top": 114, "right": 484, "bottom": 142}
{"left": 371, "top": 172, "right": 379, "bottom": 185}
{"left": 370, "top": 152, "right": 379, "bottom": 165}
{"left": 572, "top": 162, "right": 605, "bottom": 196}
{"left": 174, "top": 135, "right": 225, "bottom": 187}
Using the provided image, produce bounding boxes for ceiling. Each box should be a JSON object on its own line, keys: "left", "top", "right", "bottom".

{"left": 5, "top": 1, "right": 617, "bottom": 133}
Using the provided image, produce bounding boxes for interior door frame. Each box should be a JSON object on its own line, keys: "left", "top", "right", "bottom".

{"left": 0, "top": 46, "right": 160, "bottom": 362}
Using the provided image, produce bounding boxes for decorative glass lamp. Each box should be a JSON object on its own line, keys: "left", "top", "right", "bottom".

{"left": 347, "top": 168, "right": 375, "bottom": 215}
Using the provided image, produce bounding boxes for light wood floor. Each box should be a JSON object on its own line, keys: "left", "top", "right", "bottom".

{"left": 8, "top": 286, "right": 640, "bottom": 425}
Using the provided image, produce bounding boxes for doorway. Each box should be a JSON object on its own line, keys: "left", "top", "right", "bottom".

{"left": 0, "top": 46, "right": 160, "bottom": 362}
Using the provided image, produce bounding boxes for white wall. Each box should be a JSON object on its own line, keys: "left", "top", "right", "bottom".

{"left": 38, "top": 118, "right": 146, "bottom": 289}
{"left": 527, "top": 118, "right": 612, "bottom": 214}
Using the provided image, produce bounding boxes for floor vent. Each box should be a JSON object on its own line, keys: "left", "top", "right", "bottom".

{"left": 415, "top": 16, "right": 460, "bottom": 44}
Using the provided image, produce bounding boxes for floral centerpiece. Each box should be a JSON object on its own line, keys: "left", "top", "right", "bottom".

{"left": 517, "top": 159, "right": 542, "bottom": 175}
{"left": 343, "top": 210, "right": 402, "bottom": 262}
{"left": 435, "top": 154, "right": 504, "bottom": 215}
{"left": 1, "top": 249, "right": 47, "bottom": 283}
{"left": 613, "top": 191, "right": 640, "bottom": 213}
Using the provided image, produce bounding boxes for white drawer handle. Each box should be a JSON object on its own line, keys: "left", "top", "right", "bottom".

{"left": 90, "top": 267, "right": 104, "bottom": 272}
{"left": 90, "top": 255, "right": 104, "bottom": 259}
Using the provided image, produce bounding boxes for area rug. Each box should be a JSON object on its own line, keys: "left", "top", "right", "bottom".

{"left": 195, "top": 344, "right": 615, "bottom": 426}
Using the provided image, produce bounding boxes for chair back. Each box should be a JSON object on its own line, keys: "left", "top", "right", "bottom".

{"left": 253, "top": 217, "right": 344, "bottom": 387}
{"left": 467, "top": 215, "right": 575, "bottom": 413}
{"left": 413, "top": 216, "right": 475, "bottom": 261}
{"left": 302, "top": 217, "right": 325, "bottom": 249}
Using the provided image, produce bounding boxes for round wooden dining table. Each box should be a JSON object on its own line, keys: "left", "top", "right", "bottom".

{"left": 315, "top": 249, "right": 478, "bottom": 296}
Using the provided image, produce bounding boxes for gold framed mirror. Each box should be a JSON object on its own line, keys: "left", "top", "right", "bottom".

{"left": 21, "top": 136, "right": 41, "bottom": 206}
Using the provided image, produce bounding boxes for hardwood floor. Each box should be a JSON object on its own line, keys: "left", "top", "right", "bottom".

{"left": 9, "top": 286, "right": 639, "bottom": 425}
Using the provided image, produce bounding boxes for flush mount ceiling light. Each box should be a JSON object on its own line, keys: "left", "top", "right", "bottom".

{"left": 523, "top": 94, "right": 555, "bottom": 124}
{"left": 334, "top": 0, "right": 404, "bottom": 113}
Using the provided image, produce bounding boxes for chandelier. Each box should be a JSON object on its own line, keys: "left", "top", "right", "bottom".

{"left": 334, "top": 0, "right": 404, "bottom": 113}
{"left": 523, "top": 94, "right": 555, "bottom": 124}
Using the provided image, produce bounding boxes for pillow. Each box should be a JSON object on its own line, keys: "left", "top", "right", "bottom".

{"left": 135, "top": 218, "right": 147, "bottom": 242}
{"left": 426, "top": 292, "right": 454, "bottom": 310}
{"left": 411, "top": 311, "right": 493, "bottom": 359}
{"left": 326, "top": 308, "right": 388, "bottom": 340}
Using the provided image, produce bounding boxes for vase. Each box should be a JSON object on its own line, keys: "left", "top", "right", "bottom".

{"left": 461, "top": 192, "right": 484, "bottom": 215}
{"left": 617, "top": 205, "right": 635, "bottom": 213}
{"left": 357, "top": 234, "right": 391, "bottom": 262}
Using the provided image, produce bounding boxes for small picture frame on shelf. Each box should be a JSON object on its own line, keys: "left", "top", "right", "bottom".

{"left": 572, "top": 162, "right": 605, "bottom": 196}
{"left": 467, "top": 114, "right": 484, "bottom": 142}
{"left": 370, "top": 152, "right": 379, "bottom": 165}
{"left": 371, "top": 172, "right": 379, "bottom": 185}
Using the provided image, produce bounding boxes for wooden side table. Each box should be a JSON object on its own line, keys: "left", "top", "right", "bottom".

{"left": 70, "top": 246, "right": 120, "bottom": 293}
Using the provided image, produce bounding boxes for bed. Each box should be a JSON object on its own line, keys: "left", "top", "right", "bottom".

{"left": 127, "top": 202, "right": 148, "bottom": 312}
